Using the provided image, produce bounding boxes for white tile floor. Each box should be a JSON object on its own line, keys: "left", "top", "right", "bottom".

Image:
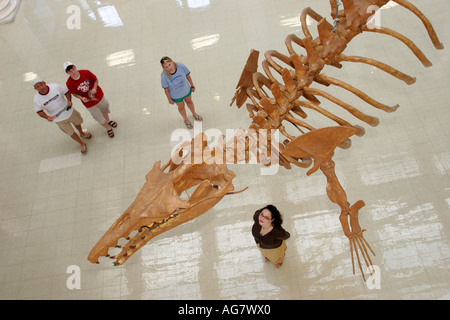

{"left": 0, "top": 0, "right": 449, "bottom": 300}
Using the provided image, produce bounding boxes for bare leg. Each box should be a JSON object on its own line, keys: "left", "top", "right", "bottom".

{"left": 184, "top": 95, "right": 201, "bottom": 120}
{"left": 275, "top": 256, "right": 284, "bottom": 268}
{"left": 70, "top": 132, "right": 87, "bottom": 152}
{"left": 176, "top": 101, "right": 190, "bottom": 123}
{"left": 97, "top": 114, "right": 114, "bottom": 137}
{"left": 101, "top": 121, "right": 112, "bottom": 131}
{"left": 102, "top": 111, "right": 110, "bottom": 124}
{"left": 102, "top": 112, "right": 118, "bottom": 127}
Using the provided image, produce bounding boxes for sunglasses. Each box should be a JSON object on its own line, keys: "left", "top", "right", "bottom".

{"left": 160, "top": 56, "right": 170, "bottom": 64}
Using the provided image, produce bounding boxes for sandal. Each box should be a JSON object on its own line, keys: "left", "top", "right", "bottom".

{"left": 81, "top": 143, "right": 87, "bottom": 154}
{"left": 108, "top": 121, "right": 118, "bottom": 128}
{"left": 184, "top": 120, "right": 193, "bottom": 129}
{"left": 107, "top": 129, "right": 115, "bottom": 138}
{"left": 194, "top": 114, "right": 203, "bottom": 121}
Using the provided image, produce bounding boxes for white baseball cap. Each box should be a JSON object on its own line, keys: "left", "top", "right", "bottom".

{"left": 63, "top": 61, "right": 74, "bottom": 71}
{"left": 32, "top": 77, "right": 44, "bottom": 87}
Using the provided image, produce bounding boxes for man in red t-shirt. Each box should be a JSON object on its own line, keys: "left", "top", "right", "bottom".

{"left": 64, "top": 62, "right": 117, "bottom": 137}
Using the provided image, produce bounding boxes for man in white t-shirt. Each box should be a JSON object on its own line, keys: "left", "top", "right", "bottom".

{"left": 33, "top": 77, "right": 92, "bottom": 153}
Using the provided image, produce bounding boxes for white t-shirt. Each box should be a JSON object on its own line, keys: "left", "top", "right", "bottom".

{"left": 34, "top": 83, "right": 73, "bottom": 122}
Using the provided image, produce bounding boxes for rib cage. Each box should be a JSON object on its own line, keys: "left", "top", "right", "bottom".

{"left": 231, "top": 0, "right": 443, "bottom": 157}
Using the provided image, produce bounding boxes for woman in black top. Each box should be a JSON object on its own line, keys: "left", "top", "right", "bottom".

{"left": 252, "top": 205, "right": 290, "bottom": 268}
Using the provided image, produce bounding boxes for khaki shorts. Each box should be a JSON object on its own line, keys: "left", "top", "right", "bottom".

{"left": 87, "top": 97, "right": 111, "bottom": 124}
{"left": 56, "top": 108, "right": 83, "bottom": 136}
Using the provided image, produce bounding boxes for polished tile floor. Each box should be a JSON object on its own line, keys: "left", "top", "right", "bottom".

{"left": 0, "top": 0, "right": 449, "bottom": 300}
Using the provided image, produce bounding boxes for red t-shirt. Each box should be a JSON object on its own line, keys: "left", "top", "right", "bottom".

{"left": 66, "top": 70, "right": 104, "bottom": 108}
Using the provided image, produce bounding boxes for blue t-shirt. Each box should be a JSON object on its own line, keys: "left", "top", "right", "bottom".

{"left": 161, "top": 62, "right": 191, "bottom": 99}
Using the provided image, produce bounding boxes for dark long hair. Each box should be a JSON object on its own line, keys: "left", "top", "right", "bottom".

{"left": 256, "top": 204, "right": 283, "bottom": 228}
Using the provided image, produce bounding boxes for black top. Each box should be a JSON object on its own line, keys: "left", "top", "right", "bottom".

{"left": 251, "top": 212, "right": 290, "bottom": 249}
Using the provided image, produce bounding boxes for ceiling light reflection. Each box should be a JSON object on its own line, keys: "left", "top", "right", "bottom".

{"left": 280, "top": 15, "right": 302, "bottom": 28}
{"left": 106, "top": 49, "right": 135, "bottom": 68}
{"left": 187, "top": 0, "right": 210, "bottom": 9}
{"left": 98, "top": 5, "right": 123, "bottom": 28}
{"left": 191, "top": 34, "right": 220, "bottom": 51}
{"left": 24, "top": 72, "right": 37, "bottom": 82}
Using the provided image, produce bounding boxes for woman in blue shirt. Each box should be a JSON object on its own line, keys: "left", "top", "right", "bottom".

{"left": 160, "top": 57, "right": 202, "bottom": 129}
